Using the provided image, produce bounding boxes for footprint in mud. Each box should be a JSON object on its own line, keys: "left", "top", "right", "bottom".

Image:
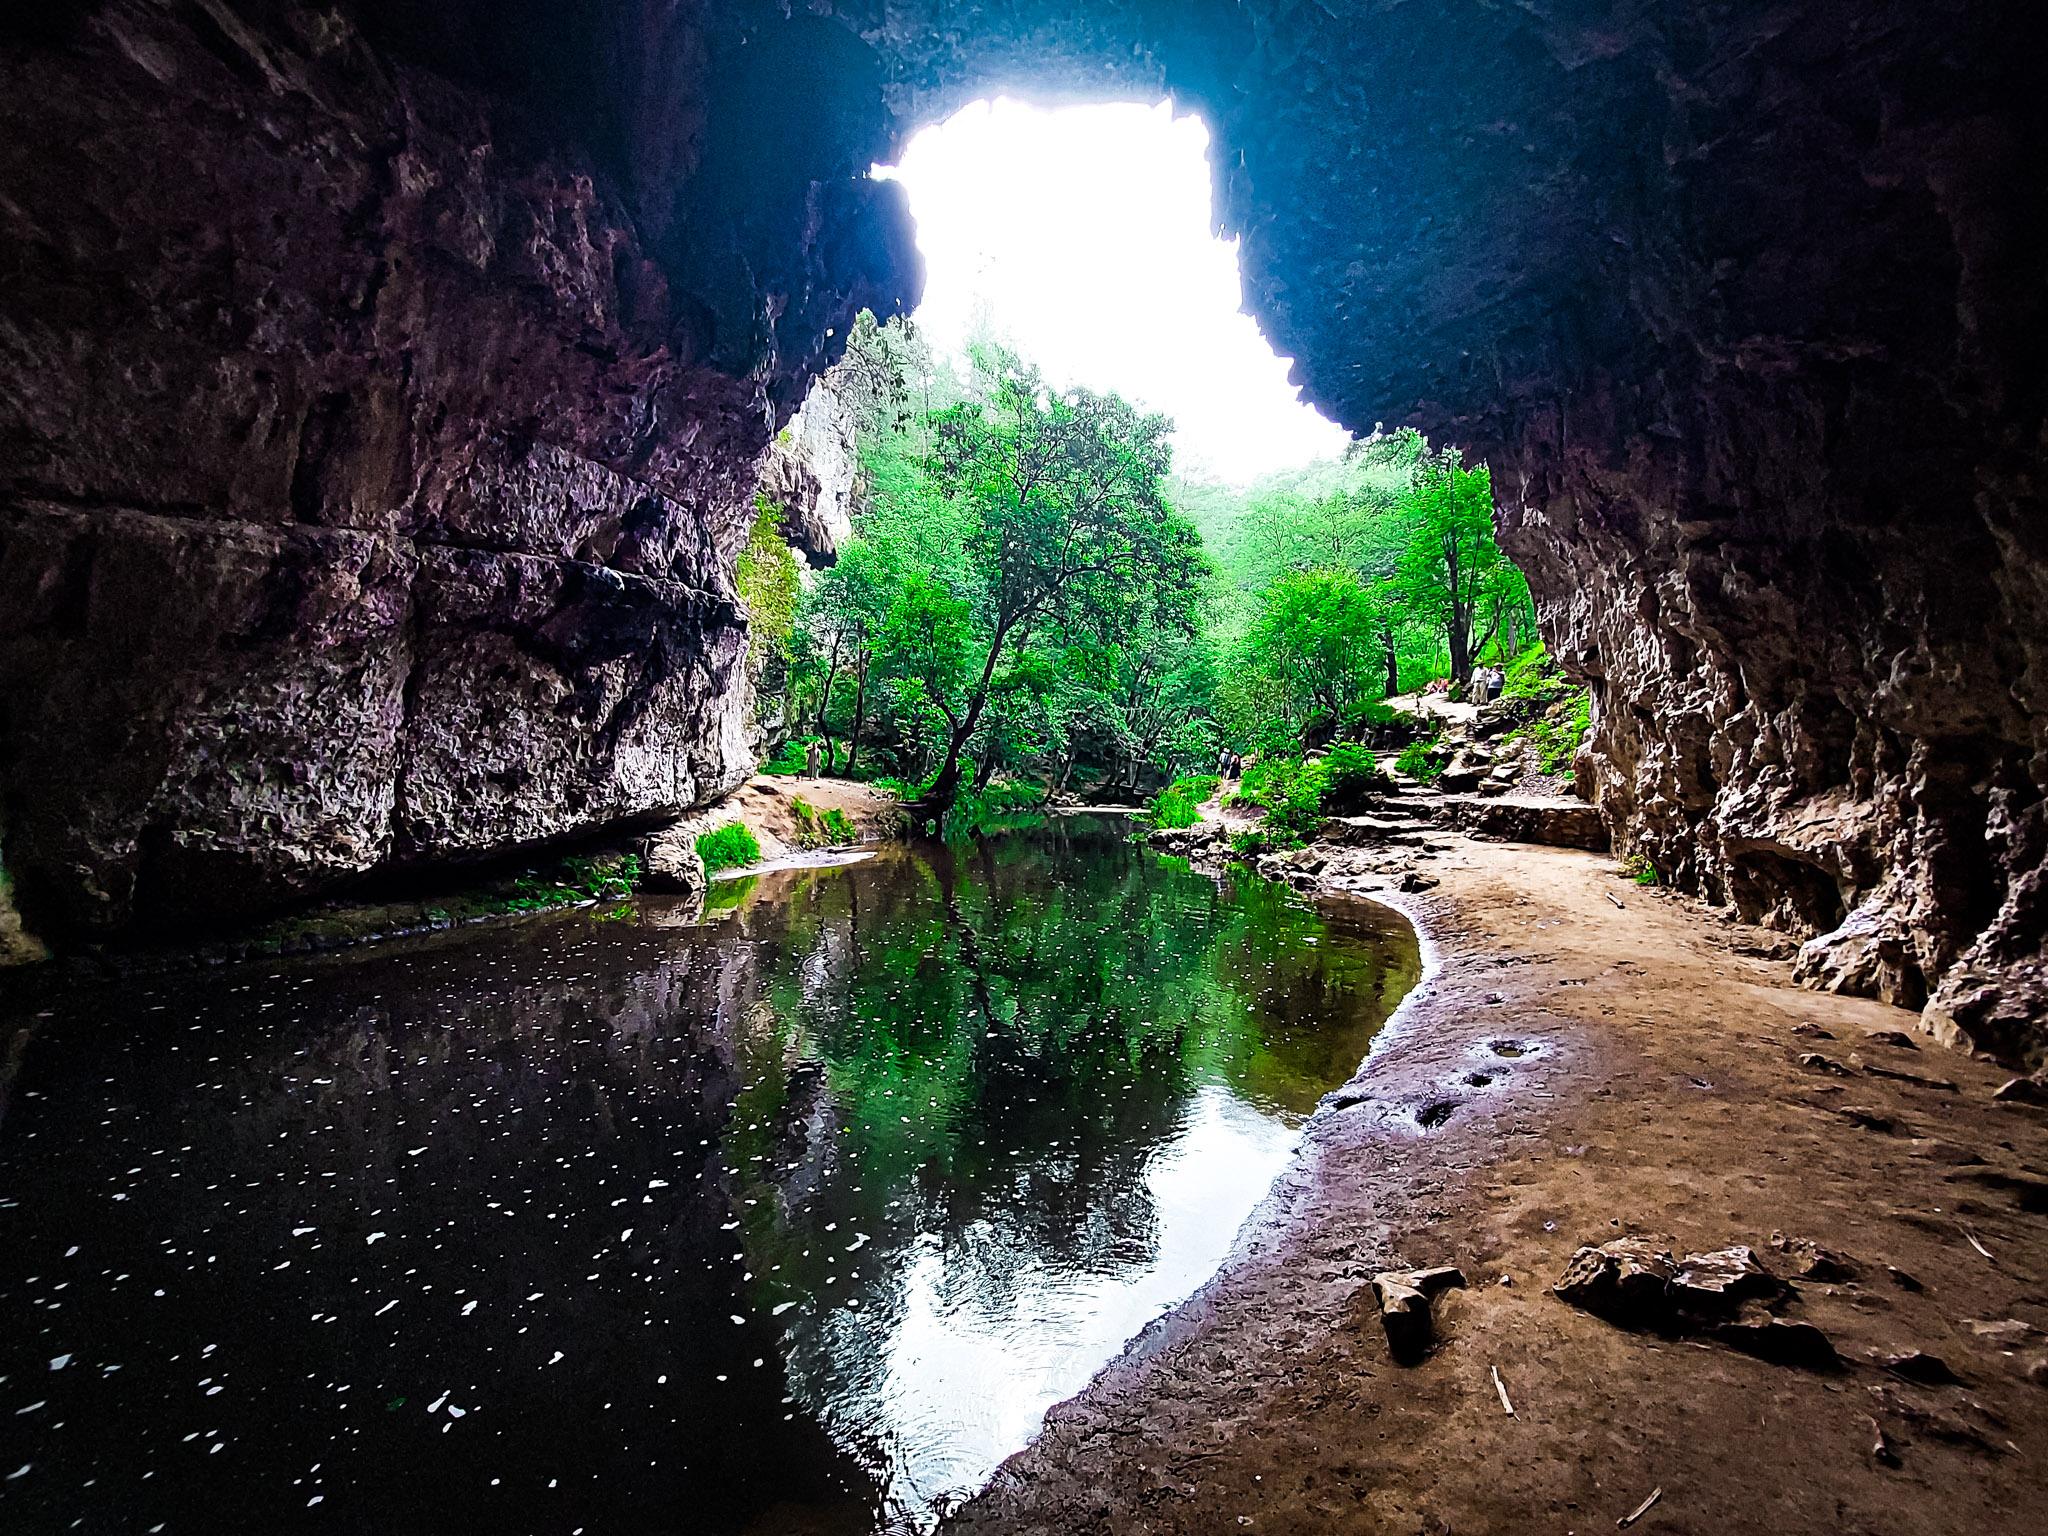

{"left": 1416, "top": 1099, "right": 1462, "bottom": 1129}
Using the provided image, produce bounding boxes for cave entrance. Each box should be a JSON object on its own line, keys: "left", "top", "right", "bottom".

{"left": 873, "top": 97, "right": 1347, "bottom": 482}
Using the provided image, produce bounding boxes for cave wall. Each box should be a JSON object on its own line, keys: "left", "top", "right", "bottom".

{"left": 0, "top": 0, "right": 911, "bottom": 939}
{"left": 3, "top": 1, "right": 2042, "bottom": 1060}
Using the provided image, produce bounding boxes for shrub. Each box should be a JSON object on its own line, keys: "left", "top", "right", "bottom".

{"left": 1320, "top": 742, "right": 1389, "bottom": 814}
{"left": 760, "top": 737, "right": 808, "bottom": 776}
{"left": 1622, "top": 852, "right": 1659, "bottom": 886}
{"left": 1148, "top": 773, "right": 1220, "bottom": 830}
{"left": 1506, "top": 690, "right": 1592, "bottom": 775}
{"left": 1394, "top": 739, "right": 1449, "bottom": 784}
{"left": 1341, "top": 699, "right": 1429, "bottom": 748}
{"left": 1502, "top": 642, "right": 1573, "bottom": 706}
{"left": 695, "top": 822, "right": 762, "bottom": 873}
{"left": 486, "top": 852, "right": 642, "bottom": 915}
{"left": 1232, "top": 756, "right": 1330, "bottom": 846}
{"left": 790, "top": 796, "right": 858, "bottom": 849}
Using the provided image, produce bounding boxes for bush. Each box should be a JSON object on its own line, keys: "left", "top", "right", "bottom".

{"left": 1502, "top": 642, "right": 1574, "bottom": 706}
{"left": 485, "top": 852, "right": 642, "bottom": 915}
{"left": 760, "top": 737, "right": 809, "bottom": 776}
{"left": 1394, "top": 739, "right": 1449, "bottom": 784}
{"left": 736, "top": 498, "right": 799, "bottom": 659}
{"left": 695, "top": 822, "right": 762, "bottom": 873}
{"left": 1341, "top": 699, "right": 1429, "bottom": 748}
{"left": 1320, "top": 742, "right": 1389, "bottom": 814}
{"left": 1506, "top": 690, "right": 1591, "bottom": 775}
{"left": 1148, "top": 773, "right": 1220, "bottom": 830}
{"left": 790, "top": 796, "right": 858, "bottom": 849}
{"left": 1232, "top": 756, "right": 1330, "bottom": 847}
{"left": 1622, "top": 851, "right": 1659, "bottom": 886}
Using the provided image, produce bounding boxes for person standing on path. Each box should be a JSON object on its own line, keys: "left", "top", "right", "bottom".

{"left": 805, "top": 737, "right": 821, "bottom": 780}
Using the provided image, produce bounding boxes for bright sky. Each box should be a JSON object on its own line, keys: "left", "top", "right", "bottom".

{"left": 875, "top": 98, "right": 1352, "bottom": 484}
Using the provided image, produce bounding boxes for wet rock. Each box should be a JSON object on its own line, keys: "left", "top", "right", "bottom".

{"left": 1992, "top": 1076, "right": 2048, "bottom": 1104}
{"left": 1371, "top": 1265, "right": 1466, "bottom": 1363}
{"left": 1398, "top": 871, "right": 1439, "bottom": 893}
{"left": 1862, "top": 1029, "right": 1920, "bottom": 1050}
{"left": 640, "top": 829, "right": 710, "bottom": 898}
{"left": 1886, "top": 1266, "right": 1925, "bottom": 1292}
{"left": 1798, "top": 1053, "right": 1853, "bottom": 1076}
{"left": 1791, "top": 1023, "right": 1836, "bottom": 1040}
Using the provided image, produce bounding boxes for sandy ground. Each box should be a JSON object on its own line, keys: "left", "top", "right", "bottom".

{"left": 693, "top": 775, "right": 905, "bottom": 869}
{"left": 949, "top": 824, "right": 2048, "bottom": 1535}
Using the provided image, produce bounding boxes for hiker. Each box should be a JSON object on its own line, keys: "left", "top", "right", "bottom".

{"left": 804, "top": 737, "right": 821, "bottom": 780}
{"left": 1472, "top": 668, "right": 1495, "bottom": 706}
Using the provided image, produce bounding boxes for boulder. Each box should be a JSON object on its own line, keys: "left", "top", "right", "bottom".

{"left": 1440, "top": 796, "right": 1610, "bottom": 852}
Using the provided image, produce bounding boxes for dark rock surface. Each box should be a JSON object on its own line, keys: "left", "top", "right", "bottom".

{"left": 3, "top": 0, "right": 2042, "bottom": 1060}
{"left": 0, "top": 1, "right": 910, "bottom": 938}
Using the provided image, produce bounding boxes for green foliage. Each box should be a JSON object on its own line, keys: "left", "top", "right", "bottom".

{"left": 1231, "top": 756, "right": 1334, "bottom": 846}
{"left": 483, "top": 853, "right": 642, "bottom": 915}
{"left": 738, "top": 497, "right": 800, "bottom": 661}
{"left": 760, "top": 737, "right": 810, "bottom": 776}
{"left": 696, "top": 822, "right": 762, "bottom": 873}
{"left": 1147, "top": 774, "right": 1220, "bottom": 830}
{"left": 789, "top": 796, "right": 858, "bottom": 849}
{"left": 1502, "top": 641, "right": 1573, "bottom": 704}
{"left": 1320, "top": 742, "right": 1390, "bottom": 814}
{"left": 1622, "top": 852, "right": 1659, "bottom": 886}
{"left": 1394, "top": 739, "right": 1449, "bottom": 784}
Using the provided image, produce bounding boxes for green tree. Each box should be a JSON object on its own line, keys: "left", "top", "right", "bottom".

{"left": 921, "top": 350, "right": 1206, "bottom": 806}
{"left": 1390, "top": 444, "right": 1506, "bottom": 684}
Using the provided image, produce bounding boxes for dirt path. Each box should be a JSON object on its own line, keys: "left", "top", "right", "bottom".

{"left": 951, "top": 828, "right": 2048, "bottom": 1534}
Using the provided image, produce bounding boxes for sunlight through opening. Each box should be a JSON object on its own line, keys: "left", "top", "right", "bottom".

{"left": 875, "top": 99, "right": 1351, "bottom": 484}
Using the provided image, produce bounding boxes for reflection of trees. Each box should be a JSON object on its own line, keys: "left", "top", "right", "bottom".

{"left": 729, "top": 824, "right": 1418, "bottom": 1352}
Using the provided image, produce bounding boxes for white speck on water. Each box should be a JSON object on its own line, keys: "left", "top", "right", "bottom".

{"left": 366, "top": 1233, "right": 387, "bottom": 1245}
{"left": 446, "top": 1405, "right": 466, "bottom": 1419}
{"left": 48, "top": 1355, "right": 70, "bottom": 1371}
{"left": 771, "top": 1302, "right": 798, "bottom": 1316}
{"left": 620, "top": 1228, "right": 633, "bottom": 1242}
{"left": 374, "top": 1300, "right": 398, "bottom": 1317}
{"left": 6, "top": 1464, "right": 29, "bottom": 1481}
{"left": 461, "top": 1301, "right": 477, "bottom": 1316}
{"left": 427, "top": 1393, "right": 448, "bottom": 1414}
{"left": 647, "top": 1179, "right": 668, "bottom": 1189}
{"left": 291, "top": 1227, "right": 315, "bottom": 1237}
{"left": 548, "top": 1351, "right": 564, "bottom": 1365}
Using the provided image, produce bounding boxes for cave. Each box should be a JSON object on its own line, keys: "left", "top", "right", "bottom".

{"left": 6, "top": 2, "right": 2039, "bottom": 1055}
{"left": 4, "top": 3, "right": 2047, "bottom": 1526}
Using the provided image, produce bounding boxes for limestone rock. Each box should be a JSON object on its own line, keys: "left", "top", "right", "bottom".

{"left": 1439, "top": 796, "right": 1610, "bottom": 852}
{"left": 1370, "top": 1265, "right": 1467, "bottom": 1364}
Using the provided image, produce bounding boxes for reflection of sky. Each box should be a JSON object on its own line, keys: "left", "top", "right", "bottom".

{"left": 808, "top": 1087, "right": 1296, "bottom": 1519}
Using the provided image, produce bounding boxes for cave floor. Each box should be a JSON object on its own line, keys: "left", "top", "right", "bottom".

{"left": 949, "top": 832, "right": 2048, "bottom": 1535}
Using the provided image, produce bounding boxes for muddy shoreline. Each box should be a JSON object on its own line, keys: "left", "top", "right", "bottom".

{"left": 949, "top": 823, "right": 2048, "bottom": 1534}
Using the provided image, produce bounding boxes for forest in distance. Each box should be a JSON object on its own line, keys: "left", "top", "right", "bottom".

{"left": 746, "top": 312, "right": 1579, "bottom": 822}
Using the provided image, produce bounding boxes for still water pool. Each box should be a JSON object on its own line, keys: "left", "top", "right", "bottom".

{"left": 0, "top": 816, "right": 1418, "bottom": 1534}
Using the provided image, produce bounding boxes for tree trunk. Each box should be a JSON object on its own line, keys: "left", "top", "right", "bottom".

{"left": 1448, "top": 602, "right": 1473, "bottom": 684}
{"left": 1382, "top": 627, "right": 1400, "bottom": 697}
{"left": 973, "top": 746, "right": 998, "bottom": 793}
{"left": 926, "top": 619, "right": 1012, "bottom": 806}
{"left": 814, "top": 652, "right": 841, "bottom": 774}
{"left": 844, "top": 660, "right": 869, "bottom": 777}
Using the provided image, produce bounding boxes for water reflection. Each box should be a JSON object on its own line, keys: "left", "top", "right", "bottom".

{"left": 0, "top": 817, "right": 1418, "bottom": 1533}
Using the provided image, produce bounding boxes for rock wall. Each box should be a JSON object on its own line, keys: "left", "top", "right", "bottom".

{"left": 3, "top": 1, "right": 2042, "bottom": 1063}
{"left": 0, "top": 0, "right": 909, "bottom": 940}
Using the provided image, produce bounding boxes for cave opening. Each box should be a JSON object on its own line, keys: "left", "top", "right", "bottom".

{"left": 871, "top": 95, "right": 1348, "bottom": 483}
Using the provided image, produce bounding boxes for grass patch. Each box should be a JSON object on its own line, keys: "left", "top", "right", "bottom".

{"left": 696, "top": 822, "right": 762, "bottom": 874}
{"left": 790, "top": 796, "right": 858, "bottom": 848}
{"left": 1146, "top": 774, "right": 1220, "bottom": 830}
